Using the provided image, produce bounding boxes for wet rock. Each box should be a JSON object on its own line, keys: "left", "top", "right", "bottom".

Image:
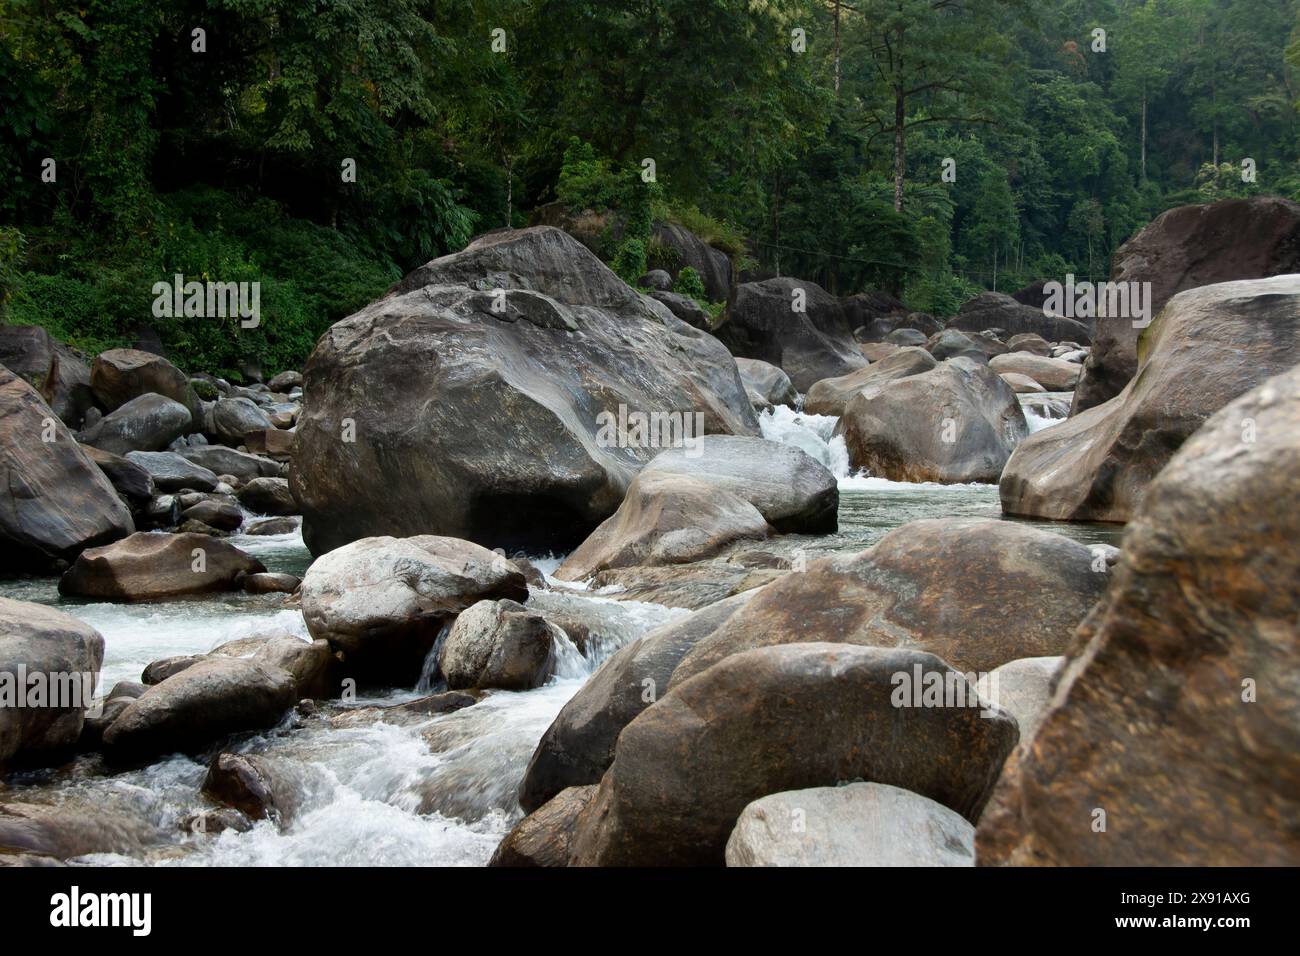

{"left": 567, "top": 644, "right": 1017, "bottom": 866}
{"left": 554, "top": 472, "right": 770, "bottom": 581}
{"left": 251, "top": 635, "right": 338, "bottom": 699}
{"left": 585, "top": 561, "right": 783, "bottom": 610}
{"left": 327, "top": 691, "right": 480, "bottom": 728}
{"left": 208, "top": 397, "right": 274, "bottom": 446}
{"left": 716, "top": 277, "right": 866, "bottom": 391}
{"left": 0, "top": 325, "right": 94, "bottom": 426}
{"left": 59, "top": 531, "right": 265, "bottom": 602}
{"left": 734, "top": 357, "right": 797, "bottom": 409}
{"left": 243, "top": 572, "right": 300, "bottom": 595}
{"left": 299, "top": 534, "right": 528, "bottom": 684}
{"left": 244, "top": 516, "right": 300, "bottom": 536}
{"left": 181, "top": 499, "right": 243, "bottom": 532}
{"left": 1000, "top": 276, "right": 1300, "bottom": 522}
{"left": 202, "top": 752, "right": 307, "bottom": 825}
{"left": 669, "top": 517, "right": 1106, "bottom": 686}
{"left": 988, "top": 352, "right": 1080, "bottom": 391}
{"left": 0, "top": 368, "right": 134, "bottom": 570}
{"left": 948, "top": 291, "right": 1090, "bottom": 344}
{"left": 102, "top": 657, "right": 296, "bottom": 763}
{"left": 123, "top": 450, "right": 220, "bottom": 492}
{"left": 182, "top": 808, "right": 253, "bottom": 836}
{"left": 80, "top": 445, "right": 155, "bottom": 502}
{"left": 520, "top": 591, "right": 755, "bottom": 811}
{"left": 142, "top": 655, "right": 205, "bottom": 685}
{"left": 292, "top": 227, "right": 757, "bottom": 557}
{"left": 803, "top": 346, "right": 937, "bottom": 416}
{"left": 489, "top": 785, "right": 597, "bottom": 867}
{"left": 726, "top": 783, "right": 975, "bottom": 867}
{"left": 90, "top": 348, "right": 201, "bottom": 423}
{"left": 835, "top": 358, "right": 1028, "bottom": 483}
{"left": 979, "top": 365, "right": 1300, "bottom": 866}
{"left": 0, "top": 800, "right": 157, "bottom": 859}
{"left": 0, "top": 598, "right": 104, "bottom": 769}
{"left": 235, "top": 477, "right": 295, "bottom": 516}
{"left": 178, "top": 445, "right": 283, "bottom": 483}
{"left": 266, "top": 370, "right": 302, "bottom": 392}
{"left": 438, "top": 599, "right": 563, "bottom": 691}
{"left": 80, "top": 393, "right": 192, "bottom": 455}
{"left": 1074, "top": 196, "right": 1300, "bottom": 412}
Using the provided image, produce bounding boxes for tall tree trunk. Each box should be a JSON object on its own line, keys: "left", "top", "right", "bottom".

{"left": 833, "top": 1, "right": 841, "bottom": 96}
{"left": 893, "top": 88, "right": 905, "bottom": 213}
{"left": 1140, "top": 86, "right": 1148, "bottom": 182}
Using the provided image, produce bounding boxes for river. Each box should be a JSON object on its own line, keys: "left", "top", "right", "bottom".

{"left": 0, "top": 400, "right": 1121, "bottom": 866}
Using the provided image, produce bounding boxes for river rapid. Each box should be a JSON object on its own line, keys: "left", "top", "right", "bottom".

{"left": 0, "top": 400, "right": 1120, "bottom": 866}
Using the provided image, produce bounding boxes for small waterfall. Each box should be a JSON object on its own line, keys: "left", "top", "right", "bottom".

{"left": 415, "top": 621, "right": 453, "bottom": 693}
{"left": 758, "top": 406, "right": 852, "bottom": 478}
{"left": 1020, "top": 392, "right": 1073, "bottom": 433}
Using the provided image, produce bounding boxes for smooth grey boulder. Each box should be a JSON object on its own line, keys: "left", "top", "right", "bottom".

{"left": 835, "top": 358, "right": 1028, "bottom": 483}
{"left": 0, "top": 597, "right": 104, "bottom": 769}
{"left": 1074, "top": 196, "right": 1300, "bottom": 412}
{"left": 948, "top": 291, "right": 1090, "bottom": 344}
{"left": 734, "top": 357, "right": 797, "bottom": 408}
{"left": 81, "top": 445, "right": 155, "bottom": 502}
{"left": 123, "top": 450, "right": 220, "bottom": 492}
{"left": 292, "top": 227, "right": 757, "bottom": 557}
{"left": 299, "top": 534, "right": 528, "bottom": 684}
{"left": 1000, "top": 276, "right": 1300, "bottom": 522}
{"left": 726, "top": 783, "right": 976, "bottom": 867}
{"left": 980, "top": 364, "right": 1300, "bottom": 865}
{"left": 90, "top": 348, "right": 200, "bottom": 422}
{"left": 80, "top": 393, "right": 192, "bottom": 455}
{"left": 179, "top": 445, "right": 282, "bottom": 482}
{"left": 803, "top": 346, "right": 937, "bottom": 416}
{"left": 988, "top": 352, "right": 1080, "bottom": 391}
{"left": 208, "top": 397, "right": 275, "bottom": 446}
{"left": 0, "top": 367, "right": 134, "bottom": 570}
{"left": 102, "top": 657, "right": 296, "bottom": 763}
{"left": 715, "top": 277, "right": 866, "bottom": 391}
{"left": 519, "top": 590, "right": 756, "bottom": 812}
{"left": 567, "top": 644, "right": 1017, "bottom": 866}
{"left": 59, "top": 531, "right": 264, "bottom": 601}
{"left": 669, "top": 517, "right": 1107, "bottom": 687}
{"left": 438, "top": 599, "right": 563, "bottom": 691}
{"left": 236, "top": 477, "right": 296, "bottom": 516}
{"left": 984, "top": 656, "right": 1063, "bottom": 742}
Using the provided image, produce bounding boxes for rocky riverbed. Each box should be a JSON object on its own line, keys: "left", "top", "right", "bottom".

{"left": 2, "top": 196, "right": 1298, "bottom": 867}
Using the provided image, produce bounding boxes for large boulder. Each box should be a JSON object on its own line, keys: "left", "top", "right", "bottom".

{"left": 179, "top": 445, "right": 282, "bottom": 482}
{"left": 1074, "top": 196, "right": 1300, "bottom": 412}
{"left": 567, "top": 644, "right": 1018, "bottom": 866}
{"left": 638, "top": 436, "right": 836, "bottom": 534}
{"left": 438, "top": 599, "right": 563, "bottom": 691}
{"left": 926, "top": 327, "right": 1008, "bottom": 363}
{"left": 81, "top": 445, "right": 154, "bottom": 502}
{"left": 649, "top": 222, "right": 733, "bottom": 303}
{"left": 669, "top": 517, "right": 1107, "bottom": 687}
{"left": 79, "top": 393, "right": 192, "bottom": 455}
{"left": 123, "top": 450, "right": 219, "bottom": 492}
{"left": 90, "top": 348, "right": 200, "bottom": 422}
{"left": 715, "top": 277, "right": 867, "bottom": 391}
{"left": 725, "top": 783, "right": 975, "bottom": 867}
{"left": 988, "top": 352, "right": 1080, "bottom": 391}
{"left": 299, "top": 534, "right": 528, "bottom": 683}
{"left": 0, "top": 598, "right": 104, "bottom": 770}
{"left": 519, "top": 591, "right": 756, "bottom": 812}
{"left": 236, "top": 477, "right": 296, "bottom": 516}
{"left": 208, "top": 397, "right": 274, "bottom": 446}
{"left": 948, "top": 291, "right": 1091, "bottom": 344}
{"left": 734, "top": 357, "right": 797, "bottom": 409}
{"left": 291, "top": 227, "right": 757, "bottom": 556}
{"left": 553, "top": 472, "right": 769, "bottom": 581}
{"left": 489, "top": 785, "right": 598, "bottom": 867}
{"left": 1000, "top": 275, "right": 1300, "bottom": 522}
{"left": 803, "top": 346, "right": 937, "bottom": 416}
{"left": 979, "top": 364, "right": 1300, "bottom": 865}
{"left": 0, "top": 367, "right": 134, "bottom": 570}
{"left": 0, "top": 325, "right": 94, "bottom": 426}
{"left": 58, "top": 531, "right": 264, "bottom": 601}
{"left": 835, "top": 358, "right": 1028, "bottom": 483}
{"left": 101, "top": 657, "right": 296, "bottom": 763}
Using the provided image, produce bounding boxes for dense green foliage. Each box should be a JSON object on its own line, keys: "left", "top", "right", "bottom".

{"left": 2, "top": 0, "right": 1298, "bottom": 373}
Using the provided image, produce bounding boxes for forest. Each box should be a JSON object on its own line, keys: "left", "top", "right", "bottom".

{"left": 2, "top": 0, "right": 1298, "bottom": 378}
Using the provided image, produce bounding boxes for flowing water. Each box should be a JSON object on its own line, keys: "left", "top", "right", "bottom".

{"left": 1, "top": 402, "right": 1122, "bottom": 866}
